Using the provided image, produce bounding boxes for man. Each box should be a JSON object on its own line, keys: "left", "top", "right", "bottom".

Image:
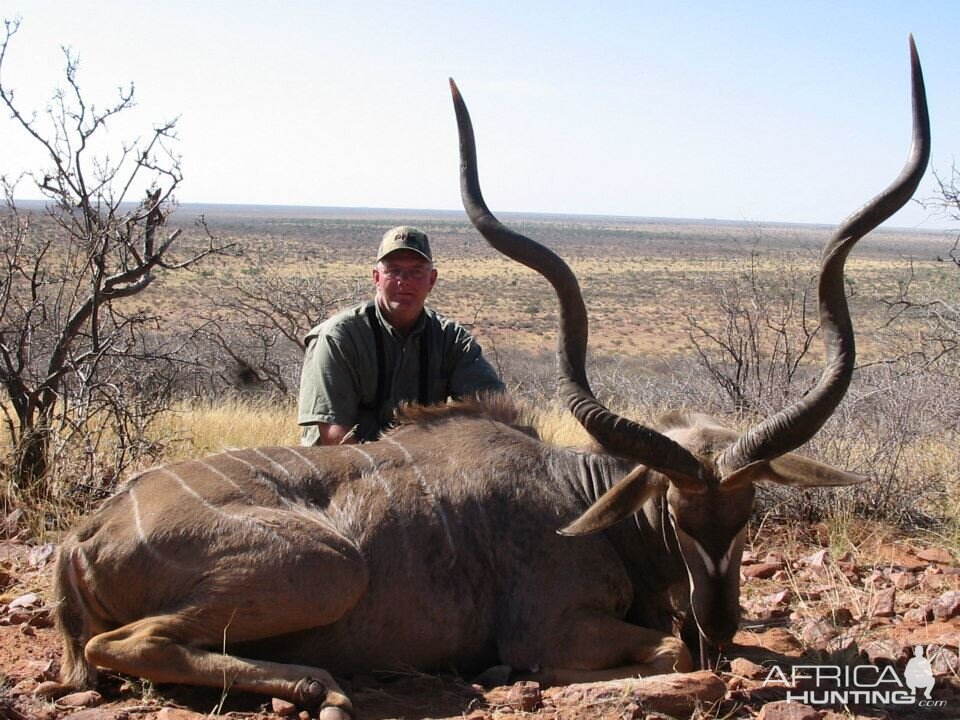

{"left": 298, "top": 226, "right": 505, "bottom": 445}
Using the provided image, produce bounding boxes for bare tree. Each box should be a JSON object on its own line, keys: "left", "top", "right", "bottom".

{"left": 686, "top": 240, "right": 821, "bottom": 415}
{"left": 0, "top": 19, "right": 231, "bottom": 497}
{"left": 189, "top": 270, "right": 364, "bottom": 396}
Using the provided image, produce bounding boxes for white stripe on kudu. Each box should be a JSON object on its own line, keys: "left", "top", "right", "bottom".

{"left": 382, "top": 436, "right": 457, "bottom": 562}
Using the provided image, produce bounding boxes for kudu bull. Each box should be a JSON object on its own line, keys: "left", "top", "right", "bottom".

{"left": 54, "top": 41, "right": 929, "bottom": 720}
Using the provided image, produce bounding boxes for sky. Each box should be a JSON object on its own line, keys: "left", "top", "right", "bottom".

{"left": 1, "top": 1, "right": 959, "bottom": 229}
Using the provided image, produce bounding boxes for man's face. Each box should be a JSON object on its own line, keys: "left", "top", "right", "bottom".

{"left": 373, "top": 250, "right": 437, "bottom": 328}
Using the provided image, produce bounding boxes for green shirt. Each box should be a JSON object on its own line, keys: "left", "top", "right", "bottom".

{"left": 298, "top": 300, "right": 505, "bottom": 445}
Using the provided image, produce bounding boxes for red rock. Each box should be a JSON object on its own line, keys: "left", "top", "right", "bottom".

{"left": 873, "top": 587, "right": 897, "bottom": 618}
{"left": 757, "top": 699, "right": 821, "bottom": 720}
{"left": 741, "top": 550, "right": 759, "bottom": 566}
{"left": 921, "top": 573, "right": 946, "bottom": 591}
{"left": 544, "top": 671, "right": 726, "bottom": 717}
{"left": 904, "top": 606, "right": 934, "bottom": 623}
{"left": 890, "top": 571, "right": 918, "bottom": 589}
{"left": 506, "top": 680, "right": 542, "bottom": 712}
{"left": 61, "top": 710, "right": 125, "bottom": 720}
{"left": 10, "top": 678, "right": 38, "bottom": 695}
{"left": 917, "top": 547, "right": 954, "bottom": 564}
{"left": 800, "top": 620, "right": 837, "bottom": 645}
{"left": 763, "top": 590, "right": 793, "bottom": 607}
{"left": 933, "top": 590, "right": 960, "bottom": 619}
{"left": 157, "top": 709, "right": 210, "bottom": 720}
{"left": 742, "top": 562, "right": 784, "bottom": 580}
{"left": 752, "top": 627, "right": 804, "bottom": 654}
{"left": 33, "top": 680, "right": 64, "bottom": 698}
{"left": 800, "top": 549, "right": 830, "bottom": 567}
{"left": 272, "top": 697, "right": 298, "bottom": 716}
{"left": 56, "top": 690, "right": 103, "bottom": 708}
{"left": 862, "top": 638, "right": 905, "bottom": 663}
{"left": 729, "top": 657, "right": 766, "bottom": 679}
{"left": 932, "top": 648, "right": 960, "bottom": 675}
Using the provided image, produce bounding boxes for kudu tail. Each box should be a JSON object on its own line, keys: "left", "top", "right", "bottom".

{"left": 53, "top": 541, "right": 98, "bottom": 689}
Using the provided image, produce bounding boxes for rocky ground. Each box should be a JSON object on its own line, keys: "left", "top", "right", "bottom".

{"left": 2, "top": 517, "right": 959, "bottom": 720}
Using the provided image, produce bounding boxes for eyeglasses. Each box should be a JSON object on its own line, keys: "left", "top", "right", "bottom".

{"left": 378, "top": 266, "right": 432, "bottom": 282}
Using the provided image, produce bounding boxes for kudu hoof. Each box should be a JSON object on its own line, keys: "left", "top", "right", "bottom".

{"left": 293, "top": 677, "right": 328, "bottom": 705}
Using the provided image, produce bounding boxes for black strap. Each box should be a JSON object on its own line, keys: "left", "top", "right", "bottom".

{"left": 365, "top": 304, "right": 388, "bottom": 410}
{"left": 418, "top": 319, "right": 430, "bottom": 405}
{"left": 365, "top": 303, "right": 431, "bottom": 409}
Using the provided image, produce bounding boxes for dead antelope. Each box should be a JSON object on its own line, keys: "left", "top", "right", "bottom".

{"left": 54, "top": 40, "right": 929, "bottom": 720}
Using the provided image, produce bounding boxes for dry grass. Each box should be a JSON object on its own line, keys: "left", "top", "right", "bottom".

{"left": 157, "top": 397, "right": 301, "bottom": 460}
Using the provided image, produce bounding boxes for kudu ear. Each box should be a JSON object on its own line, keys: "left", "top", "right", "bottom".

{"left": 559, "top": 464, "right": 662, "bottom": 536}
{"left": 722, "top": 453, "right": 867, "bottom": 488}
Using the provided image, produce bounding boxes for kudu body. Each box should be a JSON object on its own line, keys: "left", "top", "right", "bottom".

{"left": 54, "top": 42, "right": 929, "bottom": 720}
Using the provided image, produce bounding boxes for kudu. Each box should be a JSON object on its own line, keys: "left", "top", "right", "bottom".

{"left": 54, "top": 41, "right": 929, "bottom": 720}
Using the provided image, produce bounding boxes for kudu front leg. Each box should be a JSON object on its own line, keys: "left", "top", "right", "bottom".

{"left": 513, "top": 610, "right": 693, "bottom": 685}
{"left": 84, "top": 615, "right": 354, "bottom": 719}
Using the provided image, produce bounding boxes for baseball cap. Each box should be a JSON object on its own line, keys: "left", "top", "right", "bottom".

{"left": 376, "top": 226, "right": 432, "bottom": 263}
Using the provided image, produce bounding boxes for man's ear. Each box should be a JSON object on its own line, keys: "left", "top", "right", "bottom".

{"left": 428, "top": 268, "right": 438, "bottom": 291}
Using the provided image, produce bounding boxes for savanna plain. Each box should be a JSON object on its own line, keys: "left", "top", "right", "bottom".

{"left": 3, "top": 207, "right": 959, "bottom": 720}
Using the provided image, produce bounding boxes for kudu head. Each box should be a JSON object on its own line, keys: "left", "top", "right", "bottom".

{"left": 450, "top": 37, "right": 930, "bottom": 655}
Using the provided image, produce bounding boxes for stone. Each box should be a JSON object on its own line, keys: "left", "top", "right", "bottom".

{"left": 157, "top": 709, "right": 210, "bottom": 720}
{"left": 272, "top": 698, "right": 299, "bottom": 717}
{"left": 56, "top": 690, "right": 103, "bottom": 708}
{"left": 800, "top": 619, "right": 836, "bottom": 645}
{"left": 757, "top": 699, "right": 821, "bottom": 720}
{"left": 64, "top": 710, "right": 128, "bottom": 720}
{"left": 862, "top": 638, "right": 904, "bottom": 663}
{"left": 800, "top": 549, "right": 830, "bottom": 567}
{"left": 10, "top": 677, "right": 39, "bottom": 695}
{"left": 742, "top": 562, "right": 783, "bottom": 580}
{"left": 932, "top": 648, "right": 960, "bottom": 675}
{"left": 917, "top": 547, "right": 953, "bottom": 564}
{"left": 729, "top": 657, "right": 765, "bottom": 679}
{"left": 932, "top": 590, "right": 960, "bottom": 620}
{"left": 544, "top": 671, "right": 726, "bottom": 717}
{"left": 872, "top": 587, "right": 897, "bottom": 618}
{"left": 506, "top": 680, "right": 542, "bottom": 712}
{"left": 27, "top": 543, "right": 56, "bottom": 568}
{"left": 9, "top": 592, "right": 40, "bottom": 609}
{"left": 921, "top": 573, "right": 946, "bottom": 591}
{"left": 904, "top": 605, "right": 934, "bottom": 623}
{"left": 34, "top": 680, "right": 67, "bottom": 698}
{"left": 890, "top": 571, "right": 919, "bottom": 590}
